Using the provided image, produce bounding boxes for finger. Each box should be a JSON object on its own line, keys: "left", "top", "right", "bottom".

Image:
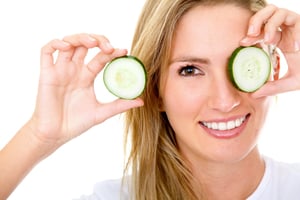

{"left": 55, "top": 47, "right": 76, "bottom": 64}
{"left": 62, "top": 34, "right": 114, "bottom": 64}
{"left": 252, "top": 75, "right": 300, "bottom": 98}
{"left": 86, "top": 48, "right": 128, "bottom": 75}
{"left": 63, "top": 33, "right": 114, "bottom": 53}
{"left": 89, "top": 34, "right": 114, "bottom": 53}
{"left": 240, "top": 29, "right": 282, "bottom": 47}
{"left": 260, "top": 8, "right": 300, "bottom": 50}
{"left": 95, "top": 98, "right": 144, "bottom": 124}
{"left": 40, "top": 39, "right": 71, "bottom": 68}
{"left": 57, "top": 34, "right": 96, "bottom": 64}
{"left": 263, "top": 8, "right": 287, "bottom": 44}
{"left": 263, "top": 8, "right": 300, "bottom": 49}
{"left": 63, "top": 33, "right": 98, "bottom": 48}
{"left": 292, "top": 16, "right": 300, "bottom": 51}
{"left": 71, "top": 46, "right": 88, "bottom": 65}
{"left": 247, "top": 4, "right": 278, "bottom": 37}
{"left": 71, "top": 35, "right": 116, "bottom": 66}
{"left": 240, "top": 35, "right": 264, "bottom": 46}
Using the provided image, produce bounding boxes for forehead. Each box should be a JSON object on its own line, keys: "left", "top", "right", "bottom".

{"left": 172, "top": 4, "right": 253, "bottom": 57}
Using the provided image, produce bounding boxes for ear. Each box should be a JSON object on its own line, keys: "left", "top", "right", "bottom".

{"left": 273, "top": 53, "right": 280, "bottom": 81}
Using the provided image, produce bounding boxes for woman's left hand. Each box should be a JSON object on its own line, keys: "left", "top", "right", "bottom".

{"left": 240, "top": 4, "right": 300, "bottom": 98}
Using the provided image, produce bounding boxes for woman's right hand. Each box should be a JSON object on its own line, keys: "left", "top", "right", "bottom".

{"left": 28, "top": 33, "right": 144, "bottom": 150}
{"left": 241, "top": 5, "right": 300, "bottom": 97}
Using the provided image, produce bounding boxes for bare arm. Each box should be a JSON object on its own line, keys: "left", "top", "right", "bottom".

{"left": 0, "top": 123, "right": 55, "bottom": 199}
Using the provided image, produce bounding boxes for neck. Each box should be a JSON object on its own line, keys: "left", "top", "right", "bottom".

{"left": 189, "top": 147, "right": 265, "bottom": 200}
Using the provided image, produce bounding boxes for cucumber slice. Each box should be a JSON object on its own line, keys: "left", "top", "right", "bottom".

{"left": 228, "top": 46, "right": 271, "bottom": 92}
{"left": 103, "top": 55, "right": 146, "bottom": 99}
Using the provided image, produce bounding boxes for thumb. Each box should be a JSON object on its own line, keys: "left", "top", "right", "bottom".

{"left": 251, "top": 75, "right": 298, "bottom": 98}
{"left": 94, "top": 98, "right": 144, "bottom": 124}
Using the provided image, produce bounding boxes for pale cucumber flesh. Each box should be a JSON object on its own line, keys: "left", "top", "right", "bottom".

{"left": 103, "top": 56, "right": 146, "bottom": 99}
{"left": 229, "top": 46, "right": 271, "bottom": 92}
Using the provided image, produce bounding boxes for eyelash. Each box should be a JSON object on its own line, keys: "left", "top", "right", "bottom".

{"left": 178, "top": 65, "right": 205, "bottom": 76}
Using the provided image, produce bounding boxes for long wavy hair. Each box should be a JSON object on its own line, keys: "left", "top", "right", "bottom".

{"left": 124, "top": 0, "right": 267, "bottom": 199}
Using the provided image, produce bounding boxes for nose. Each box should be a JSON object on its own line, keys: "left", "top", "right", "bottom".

{"left": 207, "top": 75, "right": 241, "bottom": 113}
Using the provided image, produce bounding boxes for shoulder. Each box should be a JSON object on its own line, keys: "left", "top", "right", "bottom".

{"left": 75, "top": 177, "right": 130, "bottom": 200}
{"left": 248, "top": 157, "right": 300, "bottom": 200}
{"left": 269, "top": 157, "right": 300, "bottom": 183}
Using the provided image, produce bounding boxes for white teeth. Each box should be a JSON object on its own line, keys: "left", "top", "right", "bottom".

{"left": 227, "top": 120, "right": 235, "bottom": 130}
{"left": 218, "top": 122, "right": 227, "bottom": 131}
{"left": 202, "top": 116, "right": 246, "bottom": 131}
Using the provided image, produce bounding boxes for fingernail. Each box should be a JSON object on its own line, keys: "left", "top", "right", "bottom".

{"left": 294, "top": 41, "right": 300, "bottom": 52}
{"left": 61, "top": 41, "right": 70, "bottom": 46}
{"left": 248, "top": 24, "right": 256, "bottom": 35}
{"left": 87, "top": 35, "right": 97, "bottom": 42}
{"left": 240, "top": 37, "right": 250, "bottom": 44}
{"left": 136, "top": 99, "right": 144, "bottom": 107}
{"left": 264, "top": 32, "right": 270, "bottom": 43}
{"left": 105, "top": 42, "right": 113, "bottom": 49}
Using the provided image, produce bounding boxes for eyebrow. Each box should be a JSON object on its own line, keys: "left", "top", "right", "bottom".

{"left": 170, "top": 56, "right": 211, "bottom": 65}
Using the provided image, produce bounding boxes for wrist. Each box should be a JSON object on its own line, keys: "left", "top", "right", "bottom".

{"left": 24, "top": 119, "right": 62, "bottom": 158}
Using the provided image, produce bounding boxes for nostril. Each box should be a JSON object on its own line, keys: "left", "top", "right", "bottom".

{"left": 208, "top": 84, "right": 241, "bottom": 112}
{"left": 212, "top": 97, "right": 240, "bottom": 112}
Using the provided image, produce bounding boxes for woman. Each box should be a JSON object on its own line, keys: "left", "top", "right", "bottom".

{"left": 1, "top": 0, "right": 300, "bottom": 199}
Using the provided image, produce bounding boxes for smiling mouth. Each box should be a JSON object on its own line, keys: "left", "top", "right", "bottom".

{"left": 201, "top": 114, "right": 250, "bottom": 131}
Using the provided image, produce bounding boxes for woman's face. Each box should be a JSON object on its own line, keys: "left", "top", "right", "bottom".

{"left": 161, "top": 4, "right": 271, "bottom": 164}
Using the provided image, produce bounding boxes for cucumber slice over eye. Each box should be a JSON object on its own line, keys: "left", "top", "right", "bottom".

{"left": 103, "top": 55, "right": 146, "bottom": 99}
{"left": 228, "top": 46, "right": 271, "bottom": 92}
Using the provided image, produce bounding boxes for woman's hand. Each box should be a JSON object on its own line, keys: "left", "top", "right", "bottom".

{"left": 28, "top": 33, "right": 143, "bottom": 148}
{"left": 240, "top": 4, "right": 300, "bottom": 97}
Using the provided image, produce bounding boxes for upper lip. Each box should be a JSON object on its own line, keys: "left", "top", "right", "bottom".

{"left": 200, "top": 114, "right": 250, "bottom": 124}
{"left": 199, "top": 114, "right": 250, "bottom": 131}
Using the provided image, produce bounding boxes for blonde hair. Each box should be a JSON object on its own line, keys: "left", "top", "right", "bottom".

{"left": 124, "top": 0, "right": 267, "bottom": 199}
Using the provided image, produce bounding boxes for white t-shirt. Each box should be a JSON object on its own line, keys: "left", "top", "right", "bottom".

{"left": 247, "top": 157, "right": 300, "bottom": 200}
{"left": 76, "top": 157, "right": 300, "bottom": 200}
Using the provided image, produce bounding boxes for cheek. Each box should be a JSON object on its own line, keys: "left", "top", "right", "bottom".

{"left": 247, "top": 96, "right": 272, "bottom": 134}
{"left": 161, "top": 79, "right": 209, "bottom": 129}
{"left": 251, "top": 96, "right": 272, "bottom": 113}
{"left": 257, "top": 97, "right": 272, "bottom": 122}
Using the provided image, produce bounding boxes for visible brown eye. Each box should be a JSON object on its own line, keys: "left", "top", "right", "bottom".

{"left": 178, "top": 65, "right": 205, "bottom": 76}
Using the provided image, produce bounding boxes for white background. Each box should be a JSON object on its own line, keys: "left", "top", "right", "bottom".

{"left": 0, "top": 1, "right": 299, "bottom": 199}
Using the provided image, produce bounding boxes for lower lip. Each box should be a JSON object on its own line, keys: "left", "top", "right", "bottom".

{"left": 200, "top": 115, "right": 250, "bottom": 139}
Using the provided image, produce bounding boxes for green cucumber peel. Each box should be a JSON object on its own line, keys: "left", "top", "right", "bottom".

{"left": 228, "top": 46, "right": 271, "bottom": 92}
{"left": 103, "top": 55, "right": 147, "bottom": 99}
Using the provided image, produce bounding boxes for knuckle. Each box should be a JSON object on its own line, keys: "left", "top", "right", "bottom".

{"left": 41, "top": 39, "right": 59, "bottom": 53}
